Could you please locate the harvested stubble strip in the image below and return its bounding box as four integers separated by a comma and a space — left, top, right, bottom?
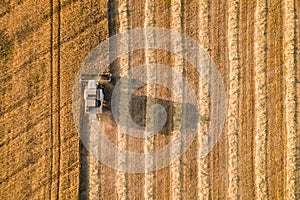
283, 0, 298, 199
254, 0, 268, 199
88, 116, 101, 200
88, 149, 100, 199
197, 0, 210, 199
170, 0, 184, 199
116, 0, 130, 199
227, 0, 240, 199
144, 0, 156, 199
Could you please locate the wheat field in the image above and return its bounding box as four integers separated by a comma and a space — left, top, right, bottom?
0, 0, 299, 199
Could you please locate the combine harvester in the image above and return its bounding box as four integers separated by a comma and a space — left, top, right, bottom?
80, 73, 112, 114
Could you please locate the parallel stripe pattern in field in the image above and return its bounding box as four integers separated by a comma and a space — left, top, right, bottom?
1, 0, 300, 199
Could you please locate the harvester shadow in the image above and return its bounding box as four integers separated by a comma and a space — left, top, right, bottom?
128, 93, 199, 135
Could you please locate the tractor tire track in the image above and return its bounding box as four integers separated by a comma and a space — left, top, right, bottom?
49, 0, 54, 198
49, 0, 62, 198
227, 0, 240, 199
56, 0, 61, 198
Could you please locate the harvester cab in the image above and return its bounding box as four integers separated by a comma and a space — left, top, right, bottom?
80, 73, 112, 114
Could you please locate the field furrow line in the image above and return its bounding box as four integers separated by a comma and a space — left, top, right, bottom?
49, 0, 62, 198
253, 0, 268, 199
116, 0, 130, 199
56, 0, 61, 198
283, 0, 298, 199
170, 0, 184, 199
144, 0, 156, 199
227, 0, 240, 199
49, 0, 54, 198
197, 0, 211, 199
